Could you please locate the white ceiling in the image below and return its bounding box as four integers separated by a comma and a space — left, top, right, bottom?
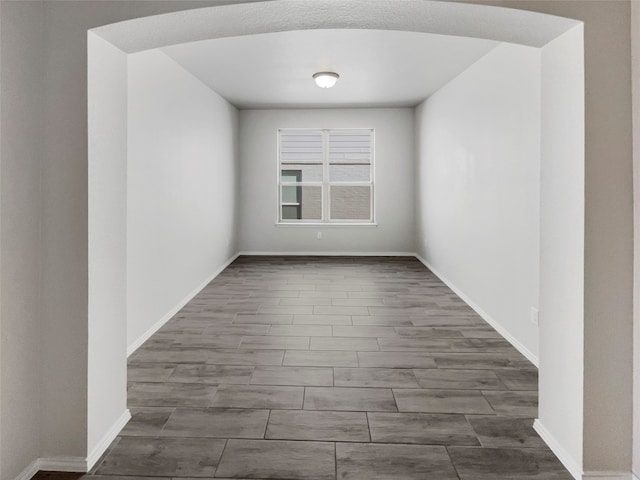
161, 29, 499, 109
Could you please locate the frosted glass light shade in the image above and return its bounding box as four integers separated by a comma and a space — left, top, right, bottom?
313, 72, 339, 88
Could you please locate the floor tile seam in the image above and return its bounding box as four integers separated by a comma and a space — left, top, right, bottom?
476, 413, 538, 419
152, 407, 178, 436
191, 437, 505, 448
248, 382, 333, 388
303, 385, 308, 410
365, 411, 372, 442
502, 388, 539, 393
477, 389, 499, 415
389, 388, 400, 412
135, 365, 257, 375
128, 380, 221, 387
306, 385, 398, 391
388, 386, 509, 392
462, 413, 484, 448
263, 409, 272, 439
225, 436, 388, 446
408, 384, 511, 392
147, 406, 278, 412
444, 444, 464, 480
251, 437, 479, 446
392, 387, 504, 394
335, 440, 474, 449
300, 406, 396, 413
480, 387, 538, 395
447, 445, 568, 452
121, 433, 377, 443
212, 438, 230, 479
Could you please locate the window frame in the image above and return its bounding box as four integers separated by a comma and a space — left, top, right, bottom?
280, 169, 303, 220
277, 128, 375, 225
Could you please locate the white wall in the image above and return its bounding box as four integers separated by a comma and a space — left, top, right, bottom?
87, 32, 129, 466
127, 50, 239, 351
536, 25, 585, 476
0, 1, 634, 478
415, 43, 541, 363
238, 108, 415, 254
39, 1, 234, 468
0, 2, 44, 478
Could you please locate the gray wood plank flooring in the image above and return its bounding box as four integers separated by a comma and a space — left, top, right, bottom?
72, 256, 571, 479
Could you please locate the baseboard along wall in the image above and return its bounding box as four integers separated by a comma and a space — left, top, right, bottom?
14, 456, 87, 480
533, 419, 583, 479
127, 253, 240, 357
414, 254, 539, 367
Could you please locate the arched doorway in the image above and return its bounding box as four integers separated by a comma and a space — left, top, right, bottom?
86, 2, 606, 477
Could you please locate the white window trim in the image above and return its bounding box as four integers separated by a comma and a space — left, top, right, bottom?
277, 128, 375, 225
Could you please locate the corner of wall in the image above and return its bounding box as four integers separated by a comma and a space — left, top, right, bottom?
85, 409, 131, 471
87, 29, 129, 463
533, 419, 582, 479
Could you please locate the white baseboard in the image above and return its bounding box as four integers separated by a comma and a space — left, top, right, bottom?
86, 408, 131, 470
13, 409, 132, 480
13, 460, 40, 480
414, 254, 539, 367
37, 456, 87, 472
127, 253, 240, 356
13, 456, 87, 480
533, 419, 583, 479
238, 251, 415, 257
583, 473, 637, 479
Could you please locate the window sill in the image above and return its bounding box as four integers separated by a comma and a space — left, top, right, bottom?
275, 222, 378, 227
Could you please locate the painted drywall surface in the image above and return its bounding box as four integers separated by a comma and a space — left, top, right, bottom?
0, 0, 633, 476
39, 0, 242, 462
489, 2, 633, 475
87, 32, 129, 461
127, 50, 238, 350
632, 0, 640, 476
0, 2, 44, 478
578, 1, 632, 472
538, 25, 585, 474
238, 108, 415, 254
94, 0, 579, 54
415, 43, 541, 360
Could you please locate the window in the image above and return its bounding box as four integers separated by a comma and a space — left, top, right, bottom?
278, 128, 374, 224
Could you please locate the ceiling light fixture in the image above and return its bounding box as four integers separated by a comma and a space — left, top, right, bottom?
313, 72, 339, 89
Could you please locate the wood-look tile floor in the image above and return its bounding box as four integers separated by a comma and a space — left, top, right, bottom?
41, 256, 572, 480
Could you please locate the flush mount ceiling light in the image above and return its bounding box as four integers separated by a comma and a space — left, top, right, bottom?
313, 72, 339, 89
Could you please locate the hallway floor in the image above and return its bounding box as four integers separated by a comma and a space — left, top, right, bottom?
79, 256, 570, 479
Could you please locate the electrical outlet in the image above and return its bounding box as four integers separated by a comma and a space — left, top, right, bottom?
317, 231, 322, 240
530, 307, 539, 326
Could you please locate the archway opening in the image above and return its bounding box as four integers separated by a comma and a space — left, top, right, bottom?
87, 1, 585, 476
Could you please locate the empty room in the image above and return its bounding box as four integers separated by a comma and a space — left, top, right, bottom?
1, 1, 637, 480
